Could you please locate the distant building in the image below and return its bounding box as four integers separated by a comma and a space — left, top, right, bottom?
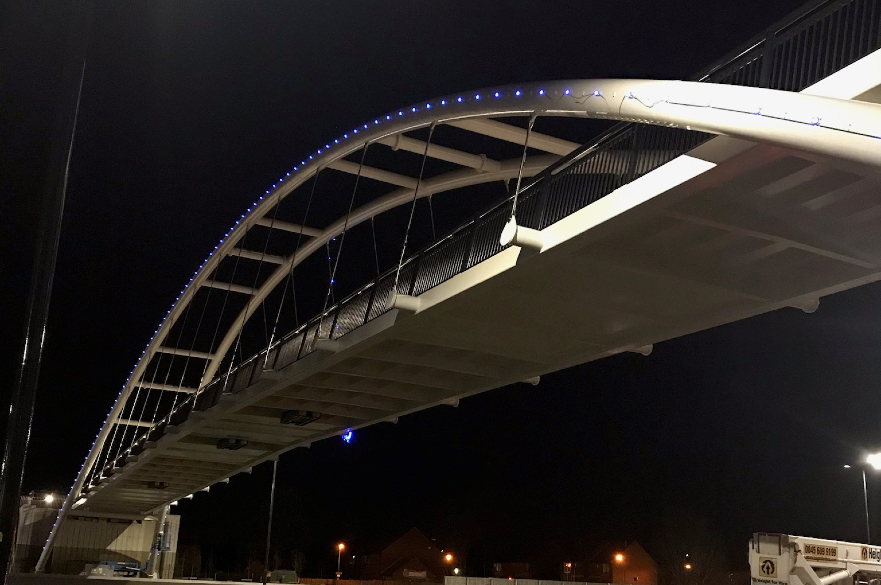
13, 491, 179, 577
562, 542, 657, 585
492, 562, 531, 579
359, 528, 452, 582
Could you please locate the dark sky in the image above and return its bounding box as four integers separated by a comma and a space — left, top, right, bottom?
3, 0, 880, 578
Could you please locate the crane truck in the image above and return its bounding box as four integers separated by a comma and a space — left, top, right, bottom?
751, 533, 881, 585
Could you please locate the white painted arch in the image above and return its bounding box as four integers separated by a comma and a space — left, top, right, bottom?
73, 78, 881, 514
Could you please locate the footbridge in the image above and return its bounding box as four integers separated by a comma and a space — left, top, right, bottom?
36, 0, 881, 572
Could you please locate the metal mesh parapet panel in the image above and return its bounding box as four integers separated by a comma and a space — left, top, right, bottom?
249, 357, 264, 385
264, 344, 281, 371
332, 289, 372, 339
231, 359, 257, 394
195, 378, 224, 411
707, 51, 766, 87
411, 230, 471, 296
698, 0, 881, 91
510, 183, 544, 230
467, 202, 514, 269
318, 312, 334, 340
396, 260, 417, 295
274, 331, 304, 370
300, 322, 320, 357
367, 272, 397, 321
537, 128, 634, 229
769, 0, 881, 91
631, 126, 713, 178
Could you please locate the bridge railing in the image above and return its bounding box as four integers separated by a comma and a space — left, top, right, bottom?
105, 0, 881, 476
695, 0, 881, 90
120, 121, 710, 461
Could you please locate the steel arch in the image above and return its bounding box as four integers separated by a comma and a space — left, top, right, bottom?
68, 78, 881, 523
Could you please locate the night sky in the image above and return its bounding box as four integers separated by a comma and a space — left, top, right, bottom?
3, 0, 880, 579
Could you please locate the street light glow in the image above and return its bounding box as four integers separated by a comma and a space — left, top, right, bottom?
614, 553, 624, 563
868, 453, 881, 470
44, 494, 54, 504
685, 564, 693, 570
445, 553, 454, 562
338, 543, 345, 551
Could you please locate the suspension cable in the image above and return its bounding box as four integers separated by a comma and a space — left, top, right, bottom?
324, 242, 335, 306
510, 113, 538, 221
97, 298, 193, 477
321, 144, 369, 319
112, 297, 193, 468
224, 190, 286, 386
265, 170, 321, 365
370, 217, 380, 277
393, 123, 436, 292
427, 196, 437, 241
200, 227, 249, 395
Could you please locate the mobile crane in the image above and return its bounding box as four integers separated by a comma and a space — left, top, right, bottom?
751, 533, 881, 585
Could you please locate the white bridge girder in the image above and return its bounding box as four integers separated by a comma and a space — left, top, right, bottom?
41, 47, 881, 572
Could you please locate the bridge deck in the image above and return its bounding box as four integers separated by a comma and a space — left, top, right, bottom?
79, 50, 881, 515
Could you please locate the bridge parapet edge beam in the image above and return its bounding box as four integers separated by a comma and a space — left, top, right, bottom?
500, 218, 544, 255
387, 291, 422, 315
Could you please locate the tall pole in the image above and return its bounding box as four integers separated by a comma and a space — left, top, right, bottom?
0, 3, 92, 577
263, 460, 278, 585
864, 468, 871, 544
146, 505, 170, 578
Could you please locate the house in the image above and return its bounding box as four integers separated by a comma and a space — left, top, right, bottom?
563, 541, 657, 585
359, 528, 452, 582
492, 562, 531, 579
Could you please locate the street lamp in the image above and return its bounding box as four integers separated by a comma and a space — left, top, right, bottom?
337, 543, 345, 576
44, 494, 54, 504
614, 554, 625, 564
445, 553, 454, 563
844, 452, 881, 543
684, 564, 693, 571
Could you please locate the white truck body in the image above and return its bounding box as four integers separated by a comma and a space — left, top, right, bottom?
751, 533, 881, 585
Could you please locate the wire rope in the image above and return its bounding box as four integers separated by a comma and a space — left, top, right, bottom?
510, 113, 538, 221
393, 123, 436, 293
264, 170, 321, 366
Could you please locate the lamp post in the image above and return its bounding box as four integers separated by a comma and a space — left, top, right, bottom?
844, 452, 881, 543
614, 553, 625, 583
337, 543, 345, 577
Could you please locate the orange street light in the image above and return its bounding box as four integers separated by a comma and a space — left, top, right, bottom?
684, 563, 693, 570
445, 553, 454, 563
614, 554, 625, 564
337, 543, 346, 575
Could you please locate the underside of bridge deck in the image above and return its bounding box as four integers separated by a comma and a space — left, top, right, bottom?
81, 103, 881, 516
65, 32, 881, 520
